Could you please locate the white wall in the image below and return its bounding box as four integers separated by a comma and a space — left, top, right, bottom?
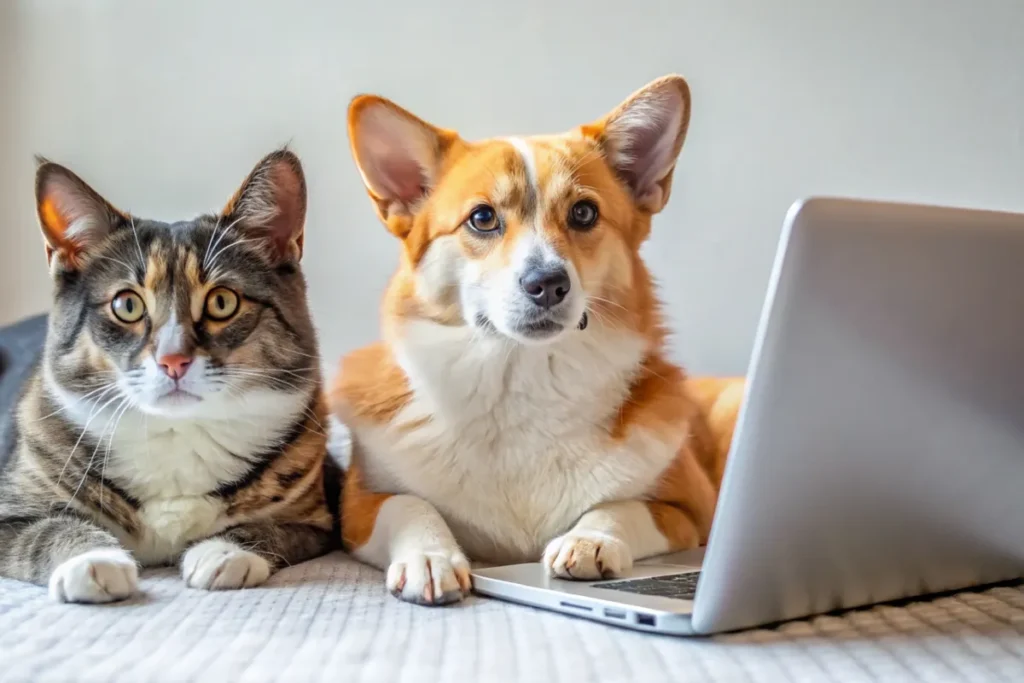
2, 0, 1022, 375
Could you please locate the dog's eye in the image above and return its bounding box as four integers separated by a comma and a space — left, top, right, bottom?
205, 287, 240, 321
467, 205, 500, 233
111, 290, 146, 324
568, 200, 599, 230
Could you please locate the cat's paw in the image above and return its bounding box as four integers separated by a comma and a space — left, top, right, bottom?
49, 548, 139, 604
182, 539, 270, 590
386, 549, 472, 606
543, 532, 632, 580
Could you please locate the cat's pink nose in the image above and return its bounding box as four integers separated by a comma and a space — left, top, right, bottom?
158, 354, 192, 380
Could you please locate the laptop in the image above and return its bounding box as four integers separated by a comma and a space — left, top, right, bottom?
472, 196, 1024, 636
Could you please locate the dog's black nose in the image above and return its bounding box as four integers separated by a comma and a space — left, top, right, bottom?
520, 267, 571, 308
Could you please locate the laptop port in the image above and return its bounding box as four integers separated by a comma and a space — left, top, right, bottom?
636, 613, 656, 627
559, 601, 592, 612
604, 609, 626, 620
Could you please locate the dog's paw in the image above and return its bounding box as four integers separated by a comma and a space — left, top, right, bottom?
386, 549, 472, 606
182, 539, 270, 590
543, 532, 632, 580
49, 548, 139, 604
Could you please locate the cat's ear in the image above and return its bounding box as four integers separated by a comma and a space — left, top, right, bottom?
35, 159, 124, 268
347, 95, 459, 234
580, 75, 691, 214
221, 149, 307, 263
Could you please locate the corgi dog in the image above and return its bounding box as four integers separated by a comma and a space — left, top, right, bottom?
331, 75, 744, 606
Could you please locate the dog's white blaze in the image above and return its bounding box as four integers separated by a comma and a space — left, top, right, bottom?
502, 137, 572, 271
505, 137, 539, 205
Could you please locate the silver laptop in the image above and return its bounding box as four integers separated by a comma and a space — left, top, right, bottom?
472, 196, 1024, 636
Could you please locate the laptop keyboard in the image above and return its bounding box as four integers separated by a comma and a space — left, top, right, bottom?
599, 571, 701, 600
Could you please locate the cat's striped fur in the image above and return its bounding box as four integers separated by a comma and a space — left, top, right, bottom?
0, 150, 339, 603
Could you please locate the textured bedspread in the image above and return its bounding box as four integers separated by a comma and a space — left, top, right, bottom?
2, 553, 1024, 682
3, 316, 1023, 681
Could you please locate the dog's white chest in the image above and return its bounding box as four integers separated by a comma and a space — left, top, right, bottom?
357, 323, 676, 564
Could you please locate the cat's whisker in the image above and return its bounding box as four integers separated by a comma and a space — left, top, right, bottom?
213, 378, 327, 435
94, 254, 138, 276
55, 391, 125, 488
62, 370, 120, 394
290, 407, 328, 435
99, 398, 133, 515
221, 376, 326, 424
217, 369, 309, 394
283, 349, 322, 362
128, 214, 146, 271
206, 237, 261, 274
74, 369, 120, 378
202, 215, 223, 268
203, 216, 244, 270
63, 395, 129, 515
272, 367, 319, 379
78, 382, 120, 399
35, 383, 118, 422
212, 364, 320, 376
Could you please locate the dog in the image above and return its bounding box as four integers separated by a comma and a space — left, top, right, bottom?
330, 75, 744, 605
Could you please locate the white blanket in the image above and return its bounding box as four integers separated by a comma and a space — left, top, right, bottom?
2, 553, 1023, 682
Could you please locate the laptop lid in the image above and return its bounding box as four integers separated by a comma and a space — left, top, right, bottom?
692, 197, 1024, 634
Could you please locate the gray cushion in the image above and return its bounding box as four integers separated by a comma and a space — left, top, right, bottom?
0, 314, 47, 461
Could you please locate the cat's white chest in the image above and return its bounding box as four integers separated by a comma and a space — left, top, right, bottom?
56, 387, 308, 565
103, 419, 254, 564
108, 419, 257, 499
46, 368, 307, 565
132, 496, 225, 564
357, 322, 676, 563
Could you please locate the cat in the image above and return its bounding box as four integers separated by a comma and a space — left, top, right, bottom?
0, 149, 339, 603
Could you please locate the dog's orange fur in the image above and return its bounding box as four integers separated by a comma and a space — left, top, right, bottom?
331, 75, 746, 601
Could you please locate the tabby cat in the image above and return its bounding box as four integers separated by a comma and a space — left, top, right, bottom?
0, 150, 337, 603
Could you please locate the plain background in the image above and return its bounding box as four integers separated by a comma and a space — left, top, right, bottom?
1, 0, 1022, 375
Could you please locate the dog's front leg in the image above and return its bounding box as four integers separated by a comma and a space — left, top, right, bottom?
543, 500, 704, 580
343, 472, 471, 605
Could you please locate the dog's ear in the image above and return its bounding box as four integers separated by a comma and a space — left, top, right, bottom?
220, 148, 307, 263
347, 95, 460, 237
35, 158, 126, 270
581, 75, 691, 214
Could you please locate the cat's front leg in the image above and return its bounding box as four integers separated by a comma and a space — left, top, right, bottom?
181, 522, 332, 591
0, 515, 139, 603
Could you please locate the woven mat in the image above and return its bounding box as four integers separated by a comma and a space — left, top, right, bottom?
2, 552, 1024, 682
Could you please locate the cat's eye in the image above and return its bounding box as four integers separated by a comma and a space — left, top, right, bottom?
467, 205, 500, 234
205, 287, 240, 321
111, 290, 146, 323
568, 200, 599, 230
